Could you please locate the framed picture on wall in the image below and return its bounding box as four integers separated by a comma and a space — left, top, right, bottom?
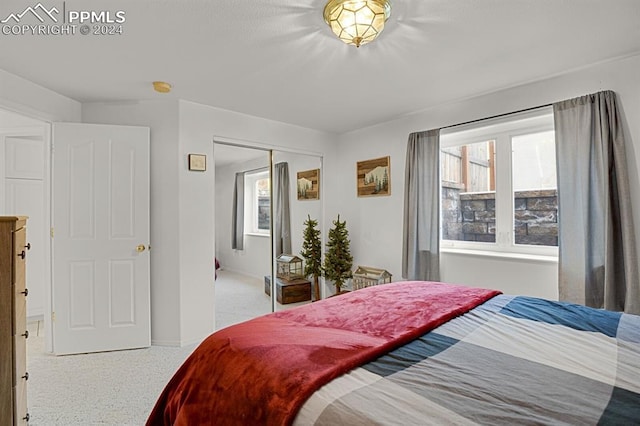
357, 156, 390, 197
297, 168, 320, 200
188, 154, 207, 171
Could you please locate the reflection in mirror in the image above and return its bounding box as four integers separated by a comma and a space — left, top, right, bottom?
213, 143, 272, 330
271, 150, 323, 312
213, 143, 323, 327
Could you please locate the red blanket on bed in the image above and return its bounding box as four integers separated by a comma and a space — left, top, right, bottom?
146, 281, 500, 426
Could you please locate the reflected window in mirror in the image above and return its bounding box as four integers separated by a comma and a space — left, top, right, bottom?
245, 169, 270, 235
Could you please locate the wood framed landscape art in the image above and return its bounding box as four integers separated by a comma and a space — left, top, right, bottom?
357, 156, 390, 197
188, 154, 207, 171
297, 168, 320, 200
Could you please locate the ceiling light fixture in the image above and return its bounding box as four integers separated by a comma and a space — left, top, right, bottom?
323, 0, 391, 48
153, 81, 172, 93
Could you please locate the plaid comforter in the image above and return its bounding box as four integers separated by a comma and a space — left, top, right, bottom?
294, 295, 640, 425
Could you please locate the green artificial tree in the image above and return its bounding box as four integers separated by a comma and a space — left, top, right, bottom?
300, 215, 322, 301
323, 215, 353, 294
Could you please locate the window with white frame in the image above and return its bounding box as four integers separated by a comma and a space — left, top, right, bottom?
244, 170, 270, 235
440, 109, 558, 256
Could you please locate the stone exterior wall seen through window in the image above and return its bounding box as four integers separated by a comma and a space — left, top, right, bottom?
442, 183, 557, 246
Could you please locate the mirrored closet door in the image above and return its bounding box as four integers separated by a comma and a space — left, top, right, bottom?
213, 142, 323, 327
213, 143, 272, 329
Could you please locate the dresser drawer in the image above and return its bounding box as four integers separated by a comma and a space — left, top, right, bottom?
13, 329, 27, 384
14, 381, 28, 425
13, 285, 26, 338
13, 227, 26, 291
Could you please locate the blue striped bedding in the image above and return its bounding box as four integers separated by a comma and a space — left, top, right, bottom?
294, 295, 640, 425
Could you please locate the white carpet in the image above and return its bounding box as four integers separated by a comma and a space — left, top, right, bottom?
26, 269, 301, 425
27, 335, 197, 425
214, 269, 272, 329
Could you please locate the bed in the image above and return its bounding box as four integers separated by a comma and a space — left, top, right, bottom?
146, 281, 640, 425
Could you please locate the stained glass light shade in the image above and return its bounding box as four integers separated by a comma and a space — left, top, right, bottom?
323, 0, 391, 48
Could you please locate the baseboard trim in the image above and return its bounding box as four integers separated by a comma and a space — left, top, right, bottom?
151, 339, 182, 347
151, 337, 204, 347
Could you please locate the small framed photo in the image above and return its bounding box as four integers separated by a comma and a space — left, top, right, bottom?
188, 154, 207, 171
357, 156, 390, 197
297, 168, 320, 200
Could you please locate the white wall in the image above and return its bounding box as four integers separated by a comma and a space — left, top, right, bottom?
329, 54, 640, 299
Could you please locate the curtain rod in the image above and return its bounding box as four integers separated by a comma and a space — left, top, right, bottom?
440, 103, 553, 131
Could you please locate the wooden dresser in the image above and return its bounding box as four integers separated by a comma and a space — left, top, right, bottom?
0, 217, 29, 425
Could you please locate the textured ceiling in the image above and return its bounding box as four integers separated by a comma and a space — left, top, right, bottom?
1, 0, 640, 134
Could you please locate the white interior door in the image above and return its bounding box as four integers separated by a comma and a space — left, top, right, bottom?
52, 123, 150, 355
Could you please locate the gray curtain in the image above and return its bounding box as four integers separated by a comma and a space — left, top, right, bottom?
554, 90, 639, 314
273, 162, 291, 256
402, 129, 441, 281
231, 172, 245, 250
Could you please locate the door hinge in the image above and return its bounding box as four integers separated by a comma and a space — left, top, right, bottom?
50, 227, 54, 238
52, 312, 56, 322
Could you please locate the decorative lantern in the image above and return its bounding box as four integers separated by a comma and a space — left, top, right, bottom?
352, 266, 392, 290
276, 254, 304, 282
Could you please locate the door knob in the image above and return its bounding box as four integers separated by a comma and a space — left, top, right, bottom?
136, 244, 146, 253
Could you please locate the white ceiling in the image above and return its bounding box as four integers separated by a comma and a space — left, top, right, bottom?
1, 0, 640, 135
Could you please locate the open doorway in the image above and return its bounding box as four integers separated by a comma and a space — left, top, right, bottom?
0, 108, 50, 329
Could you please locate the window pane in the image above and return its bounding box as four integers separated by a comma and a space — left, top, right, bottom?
256, 177, 270, 197
257, 196, 270, 230
512, 131, 558, 246
256, 177, 270, 231
441, 140, 496, 243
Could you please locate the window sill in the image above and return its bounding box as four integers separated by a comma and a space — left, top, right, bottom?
440, 247, 558, 264
245, 232, 270, 238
